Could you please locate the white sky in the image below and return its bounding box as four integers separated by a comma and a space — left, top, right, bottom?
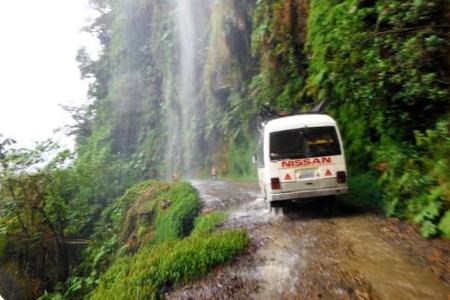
0, 1, 99, 149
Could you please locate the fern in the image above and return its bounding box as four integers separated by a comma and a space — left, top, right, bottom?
438, 210, 450, 238
420, 221, 438, 238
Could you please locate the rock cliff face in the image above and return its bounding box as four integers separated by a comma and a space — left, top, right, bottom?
163, 0, 257, 177
80, 0, 258, 179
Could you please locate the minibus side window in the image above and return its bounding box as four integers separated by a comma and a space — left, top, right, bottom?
270, 126, 341, 160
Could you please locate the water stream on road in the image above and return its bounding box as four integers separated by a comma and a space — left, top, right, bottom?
188, 180, 450, 299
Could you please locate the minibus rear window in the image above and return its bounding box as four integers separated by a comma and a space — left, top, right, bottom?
270, 126, 341, 160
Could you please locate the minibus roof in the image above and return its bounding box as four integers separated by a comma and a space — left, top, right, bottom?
264, 113, 337, 132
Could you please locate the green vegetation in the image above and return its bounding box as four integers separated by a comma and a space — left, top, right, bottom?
191, 211, 227, 236
378, 120, 450, 237
154, 183, 201, 243
251, 0, 309, 111
0, 140, 82, 291
90, 229, 248, 300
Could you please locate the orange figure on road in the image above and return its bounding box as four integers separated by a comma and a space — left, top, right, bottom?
172, 172, 179, 181
211, 167, 217, 180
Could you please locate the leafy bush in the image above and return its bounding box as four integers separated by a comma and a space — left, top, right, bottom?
79, 181, 170, 273
438, 210, 450, 238
378, 120, 450, 237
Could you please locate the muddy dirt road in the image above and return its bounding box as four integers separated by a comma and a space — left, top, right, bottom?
167, 180, 450, 300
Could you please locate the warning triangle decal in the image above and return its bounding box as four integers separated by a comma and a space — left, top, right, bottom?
325, 169, 332, 176
285, 173, 292, 180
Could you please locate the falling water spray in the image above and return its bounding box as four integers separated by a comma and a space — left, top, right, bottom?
166, 0, 200, 179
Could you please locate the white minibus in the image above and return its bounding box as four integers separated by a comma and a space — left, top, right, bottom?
254, 113, 348, 210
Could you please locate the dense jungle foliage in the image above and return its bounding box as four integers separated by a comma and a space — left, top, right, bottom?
0, 0, 449, 298
303, 0, 450, 238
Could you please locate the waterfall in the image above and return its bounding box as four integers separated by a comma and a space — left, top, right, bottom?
166, 0, 199, 179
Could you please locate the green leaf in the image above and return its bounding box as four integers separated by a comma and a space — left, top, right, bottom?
438, 210, 450, 238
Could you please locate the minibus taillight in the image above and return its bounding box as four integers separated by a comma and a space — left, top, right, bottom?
271, 177, 281, 190
337, 171, 346, 183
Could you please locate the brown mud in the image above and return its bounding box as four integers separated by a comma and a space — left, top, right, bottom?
167, 180, 450, 300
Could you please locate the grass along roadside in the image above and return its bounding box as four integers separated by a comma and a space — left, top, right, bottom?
90, 228, 249, 299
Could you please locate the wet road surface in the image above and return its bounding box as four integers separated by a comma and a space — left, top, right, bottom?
167, 179, 450, 300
